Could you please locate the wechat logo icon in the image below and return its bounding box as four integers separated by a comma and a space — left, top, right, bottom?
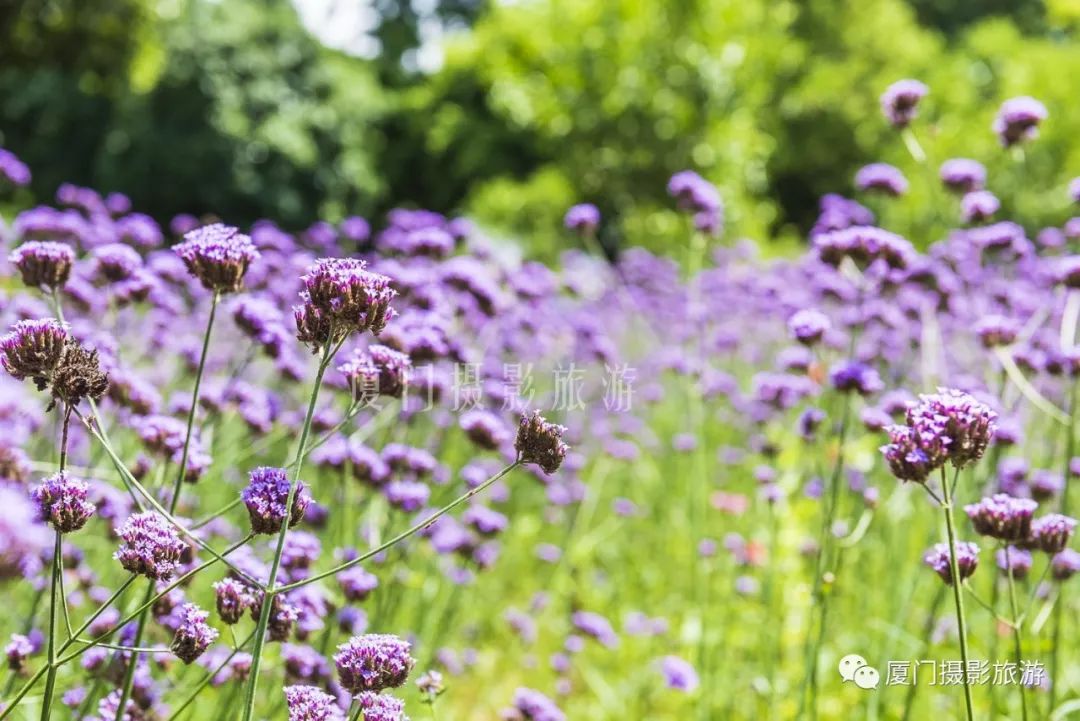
838, 654, 880, 690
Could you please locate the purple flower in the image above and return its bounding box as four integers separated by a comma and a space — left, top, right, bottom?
31, 472, 95, 533
174, 223, 259, 293
659, 655, 699, 692
6, 634, 33, 671
460, 409, 512, 451
1029, 470, 1064, 502
855, 163, 908, 196
0, 148, 32, 187
965, 495, 1038, 543
961, 191, 1000, 224
1052, 549, 1080, 581
284, 684, 344, 721
114, 511, 187, 580
170, 603, 219, 664
1029, 514, 1077, 554
787, 309, 830, 346
506, 688, 565, 721
940, 159, 986, 193
829, 361, 883, 396
295, 258, 397, 351
92, 243, 142, 282
338, 566, 379, 603
813, 226, 915, 270
924, 541, 979, 585
908, 389, 998, 469
213, 578, 253, 624
462, 504, 509, 536
334, 634, 415, 693
354, 692, 408, 721
995, 546, 1032, 579
241, 467, 311, 535
337, 345, 411, 404
993, 96, 1047, 146
0, 318, 68, 380
564, 204, 600, 234
974, 315, 1018, 349
667, 171, 723, 235
340, 216, 371, 243
881, 424, 949, 484
880, 79, 928, 128
515, 411, 569, 474
571, 611, 619, 648
8, 241, 75, 291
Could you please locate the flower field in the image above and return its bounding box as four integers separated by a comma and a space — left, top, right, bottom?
1, 82, 1080, 721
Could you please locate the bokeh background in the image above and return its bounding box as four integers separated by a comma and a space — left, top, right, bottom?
4, 0, 1080, 260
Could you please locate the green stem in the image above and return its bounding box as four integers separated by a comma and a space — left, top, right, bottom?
169, 290, 220, 513
167, 630, 255, 721
1005, 546, 1028, 721
240, 341, 334, 721
39, 533, 61, 721
1050, 376, 1078, 711
111, 581, 156, 721
941, 466, 976, 721
900, 584, 946, 721
798, 393, 851, 721
276, 461, 519, 595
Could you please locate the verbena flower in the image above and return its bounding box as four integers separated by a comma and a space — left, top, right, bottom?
338, 566, 379, 603
47, 338, 110, 411
993, 96, 1048, 147
460, 409, 512, 450
8, 241, 75, 291
924, 541, 979, 585
659, 655, 699, 692
880, 79, 928, 128
940, 158, 986, 193
0, 148, 31, 187
114, 511, 187, 580
571, 611, 619, 648
354, 692, 408, 721
563, 203, 600, 234
5, 634, 33, 672
787, 309, 830, 346
514, 411, 569, 474
855, 163, 908, 196
241, 467, 312, 535
295, 258, 397, 352
334, 634, 415, 694
338, 344, 411, 405
1029, 514, 1077, 554
829, 361, 883, 396
961, 190, 1000, 224
0, 319, 68, 381
213, 578, 253, 624
995, 546, 1032, 579
974, 315, 1018, 349
284, 684, 344, 721
813, 226, 915, 270
505, 688, 565, 721
965, 494, 1038, 543
170, 603, 219, 664
1051, 549, 1080, 581
174, 223, 259, 293
31, 472, 95, 533
415, 669, 445, 699
907, 389, 998, 470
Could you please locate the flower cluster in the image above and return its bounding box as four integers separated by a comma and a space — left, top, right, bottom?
295, 258, 397, 351
924, 541, 980, 585
174, 223, 260, 293
170, 603, 219, 664
114, 512, 187, 581
31, 472, 95, 533
334, 634, 415, 694
338, 344, 411, 405
8, 241, 75, 290
514, 411, 569, 474
241, 466, 312, 535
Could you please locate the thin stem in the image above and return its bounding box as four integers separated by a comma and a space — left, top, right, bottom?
1005, 545, 1028, 721
39, 532, 61, 721
941, 465, 976, 721
277, 461, 520, 595
0, 577, 136, 721
111, 581, 155, 721
798, 393, 852, 721
1050, 375, 1078, 710
170, 290, 220, 514
167, 631, 255, 721
900, 585, 946, 721
240, 341, 334, 721
58, 405, 72, 472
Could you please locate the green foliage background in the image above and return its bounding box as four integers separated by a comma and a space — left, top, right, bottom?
3, 0, 1080, 256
